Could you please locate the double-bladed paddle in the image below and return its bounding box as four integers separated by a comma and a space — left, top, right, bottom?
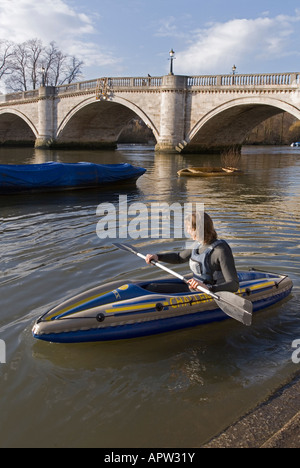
113, 242, 253, 326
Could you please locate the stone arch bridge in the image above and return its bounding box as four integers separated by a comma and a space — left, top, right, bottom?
0, 72, 300, 153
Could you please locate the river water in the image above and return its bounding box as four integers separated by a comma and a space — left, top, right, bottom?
0, 145, 300, 448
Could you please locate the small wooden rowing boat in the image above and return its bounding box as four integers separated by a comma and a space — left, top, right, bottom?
177, 167, 242, 177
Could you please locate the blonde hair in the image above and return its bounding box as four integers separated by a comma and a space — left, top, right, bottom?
186, 212, 218, 245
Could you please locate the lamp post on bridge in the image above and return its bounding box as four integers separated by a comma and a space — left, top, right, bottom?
232, 64, 237, 84
41, 67, 46, 87
169, 49, 175, 75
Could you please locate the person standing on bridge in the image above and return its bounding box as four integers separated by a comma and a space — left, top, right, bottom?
145, 212, 239, 293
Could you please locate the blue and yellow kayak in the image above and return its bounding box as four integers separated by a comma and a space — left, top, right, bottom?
32, 270, 293, 343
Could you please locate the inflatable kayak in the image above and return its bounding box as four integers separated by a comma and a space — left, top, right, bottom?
32, 270, 293, 343
0, 162, 146, 194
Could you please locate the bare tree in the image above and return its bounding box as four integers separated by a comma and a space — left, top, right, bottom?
62, 56, 84, 85
0, 40, 15, 81
27, 39, 44, 89
6, 42, 30, 91
3, 39, 84, 92
42, 42, 67, 86
43, 43, 83, 86
41, 41, 58, 85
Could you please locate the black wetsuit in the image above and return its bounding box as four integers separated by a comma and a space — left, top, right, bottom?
157, 241, 239, 293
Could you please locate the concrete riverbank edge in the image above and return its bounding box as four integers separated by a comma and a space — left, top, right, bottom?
203, 371, 300, 448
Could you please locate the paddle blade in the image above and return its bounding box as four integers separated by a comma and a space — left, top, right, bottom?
216, 291, 253, 326
113, 242, 139, 255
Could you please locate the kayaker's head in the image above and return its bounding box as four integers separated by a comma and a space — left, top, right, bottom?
185, 212, 218, 245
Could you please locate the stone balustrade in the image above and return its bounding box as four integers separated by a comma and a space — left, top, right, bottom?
1, 72, 299, 103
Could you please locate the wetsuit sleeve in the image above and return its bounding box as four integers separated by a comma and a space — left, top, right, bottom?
157, 249, 192, 264
211, 244, 239, 293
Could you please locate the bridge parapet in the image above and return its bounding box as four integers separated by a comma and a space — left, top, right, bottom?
1, 73, 299, 104
56, 76, 163, 95
0, 89, 39, 103
188, 72, 300, 87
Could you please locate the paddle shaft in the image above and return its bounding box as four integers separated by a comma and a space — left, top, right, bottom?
135, 251, 220, 300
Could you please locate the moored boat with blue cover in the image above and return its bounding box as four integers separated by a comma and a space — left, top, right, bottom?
0, 161, 146, 194
32, 270, 293, 343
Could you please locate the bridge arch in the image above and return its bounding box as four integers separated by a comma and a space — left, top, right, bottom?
0, 109, 37, 146
185, 96, 300, 153
56, 95, 159, 147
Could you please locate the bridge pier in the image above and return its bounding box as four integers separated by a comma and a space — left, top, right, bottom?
155, 75, 187, 153
35, 86, 56, 149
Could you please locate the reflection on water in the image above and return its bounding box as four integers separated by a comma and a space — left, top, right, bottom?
0, 145, 300, 447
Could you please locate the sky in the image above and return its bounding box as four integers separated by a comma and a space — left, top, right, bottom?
1, 0, 300, 80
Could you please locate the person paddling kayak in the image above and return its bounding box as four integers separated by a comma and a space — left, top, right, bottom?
145, 212, 239, 293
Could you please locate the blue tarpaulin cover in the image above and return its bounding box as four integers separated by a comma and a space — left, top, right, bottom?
0, 162, 146, 193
